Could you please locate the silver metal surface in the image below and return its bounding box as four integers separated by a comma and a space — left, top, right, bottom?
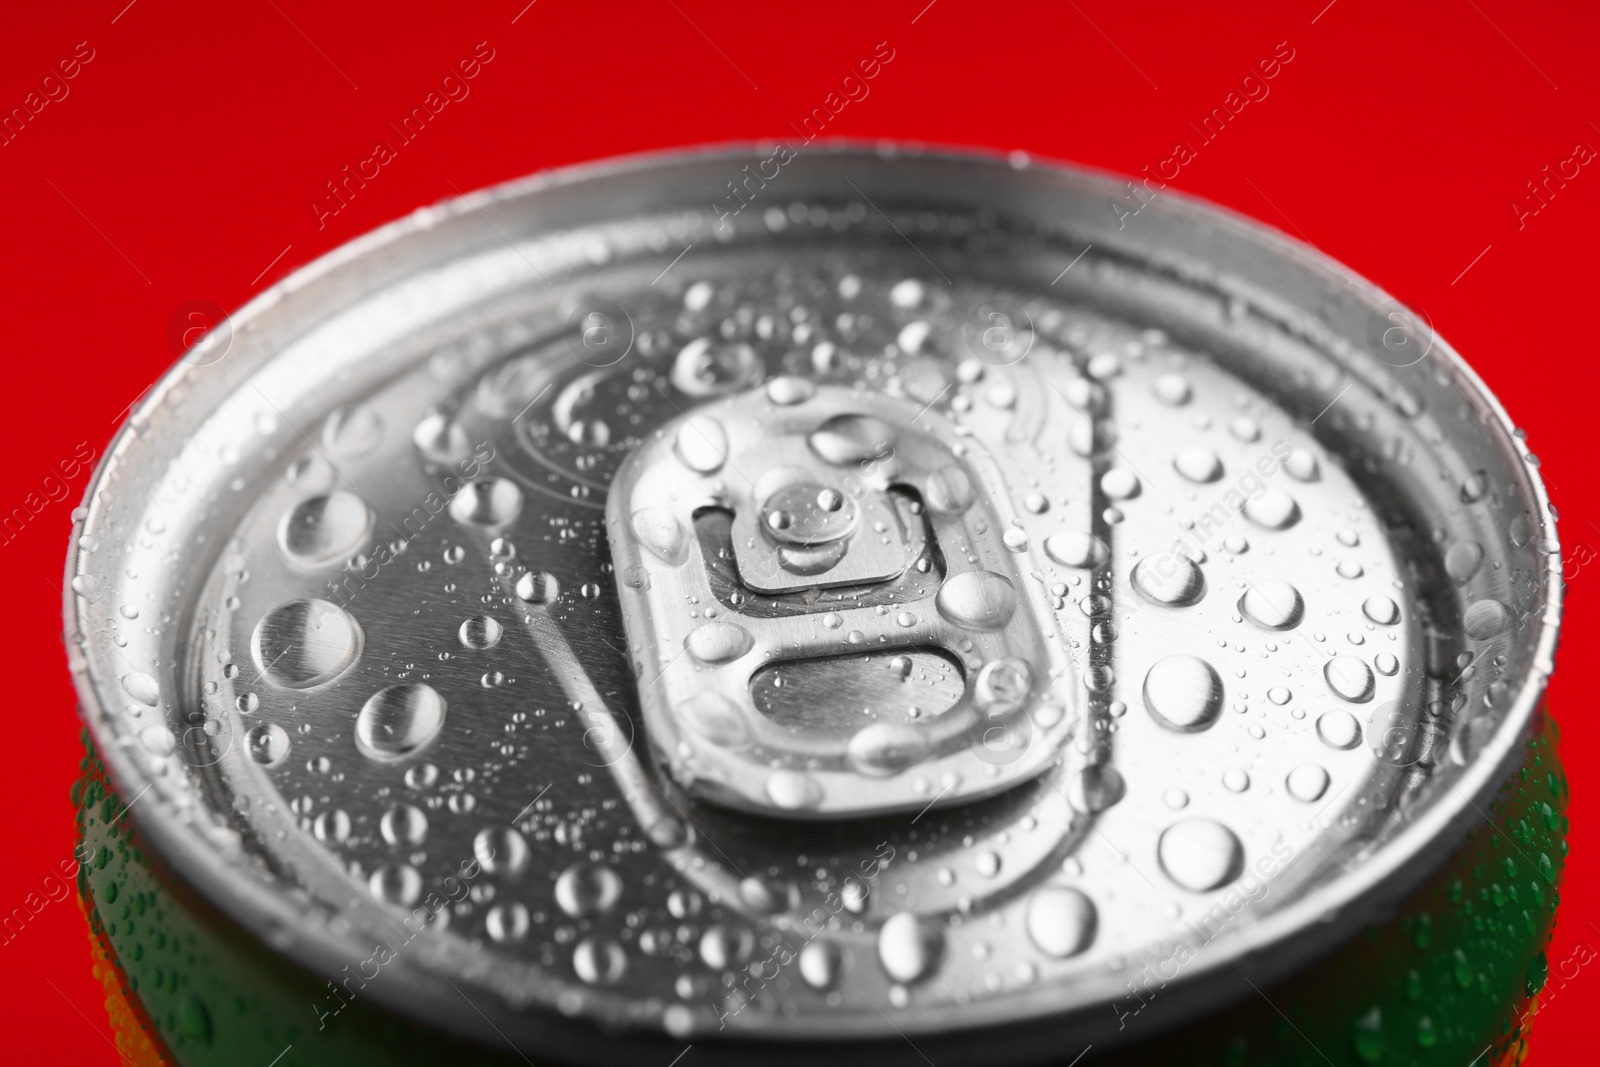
63, 145, 1561, 1065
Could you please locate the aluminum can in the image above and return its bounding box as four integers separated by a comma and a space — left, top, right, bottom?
65, 146, 1566, 1066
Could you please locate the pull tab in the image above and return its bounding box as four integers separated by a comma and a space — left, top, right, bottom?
607, 380, 1082, 819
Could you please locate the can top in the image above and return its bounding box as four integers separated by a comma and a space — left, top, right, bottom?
64, 145, 1561, 1064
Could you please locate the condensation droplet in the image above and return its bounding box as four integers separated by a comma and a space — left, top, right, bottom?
799, 940, 842, 990
1143, 655, 1223, 731
1045, 531, 1110, 569
515, 571, 561, 605
245, 723, 290, 766
475, 827, 530, 877
848, 723, 932, 777
684, 621, 754, 664
554, 863, 623, 918
1324, 656, 1375, 702
630, 508, 690, 565
1131, 555, 1206, 606
935, 571, 1018, 631
878, 912, 943, 984
1445, 541, 1484, 584
1316, 710, 1362, 750
1362, 596, 1400, 625
278, 492, 373, 567
765, 769, 823, 811
1152, 374, 1192, 406
1025, 887, 1097, 958
1173, 446, 1223, 483
486, 901, 529, 943
925, 466, 976, 515
380, 804, 429, 846
251, 599, 363, 689
1243, 490, 1300, 530
1283, 450, 1320, 481
809, 414, 897, 466
355, 684, 447, 762
1158, 819, 1243, 892
1238, 581, 1304, 630
1100, 468, 1140, 500
369, 864, 422, 906
1286, 764, 1331, 802
459, 615, 504, 650
448, 478, 524, 527
1463, 599, 1511, 639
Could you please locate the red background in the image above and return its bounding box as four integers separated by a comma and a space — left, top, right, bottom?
2, 1, 1595, 1062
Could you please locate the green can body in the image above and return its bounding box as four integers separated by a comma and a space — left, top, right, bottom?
75, 716, 1568, 1067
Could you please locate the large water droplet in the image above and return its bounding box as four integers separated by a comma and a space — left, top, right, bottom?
515, 570, 561, 605
278, 492, 373, 567
766, 376, 816, 405
449, 478, 524, 526
139, 725, 176, 757
673, 338, 760, 397
678, 692, 749, 747
245, 723, 289, 766
631, 508, 690, 565
1286, 764, 1331, 802
1044, 531, 1109, 569
554, 862, 623, 918
1324, 656, 1375, 702
251, 599, 363, 689
369, 864, 422, 906
1362, 596, 1400, 625
1131, 555, 1206, 606
1283, 450, 1320, 482
1152, 374, 1192, 405
313, 809, 351, 844
1229, 416, 1262, 443
847, 723, 932, 777
685, 621, 754, 664
738, 875, 798, 914
935, 570, 1017, 631
485, 902, 529, 943
799, 940, 842, 990
1025, 887, 1097, 958
380, 804, 428, 846
458, 615, 503, 650
699, 924, 753, 969
474, 827, 530, 877
674, 414, 729, 473
1445, 541, 1484, 584
975, 658, 1032, 712
878, 912, 943, 983
924, 466, 976, 515
1067, 765, 1126, 813
764, 769, 823, 811
1317, 710, 1362, 750
122, 670, 160, 706
1143, 656, 1223, 731
322, 405, 383, 457
412, 413, 472, 465
1100, 468, 1141, 500
1238, 581, 1304, 630
1243, 490, 1300, 530
1463, 599, 1511, 639
355, 684, 447, 762
574, 938, 627, 985
1158, 819, 1243, 891
809, 414, 896, 466
1173, 446, 1222, 483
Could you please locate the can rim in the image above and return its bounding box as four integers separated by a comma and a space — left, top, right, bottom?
63, 140, 1563, 1057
